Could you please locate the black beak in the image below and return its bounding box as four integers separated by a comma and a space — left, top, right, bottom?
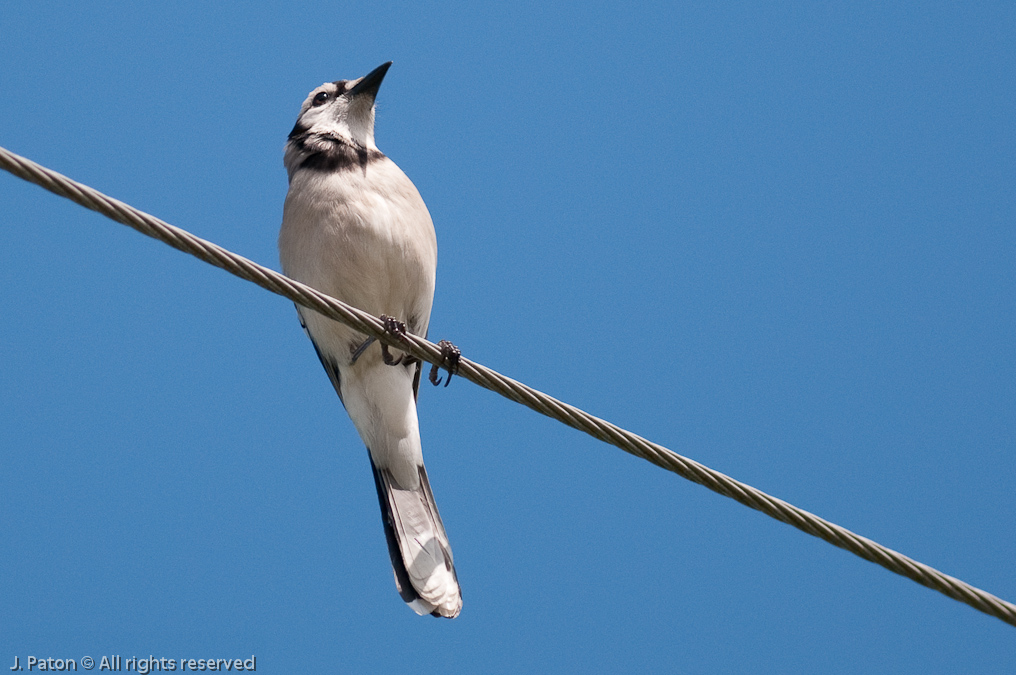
346, 62, 392, 99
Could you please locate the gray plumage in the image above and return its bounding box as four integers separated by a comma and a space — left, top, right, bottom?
279, 63, 461, 618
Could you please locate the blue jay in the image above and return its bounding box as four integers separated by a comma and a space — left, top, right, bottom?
279, 63, 461, 618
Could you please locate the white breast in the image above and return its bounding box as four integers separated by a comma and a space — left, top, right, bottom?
279, 156, 438, 358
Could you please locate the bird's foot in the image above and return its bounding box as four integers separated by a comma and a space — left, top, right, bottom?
429, 340, 461, 387
380, 315, 408, 366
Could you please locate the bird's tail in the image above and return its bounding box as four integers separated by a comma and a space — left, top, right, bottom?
370, 457, 462, 618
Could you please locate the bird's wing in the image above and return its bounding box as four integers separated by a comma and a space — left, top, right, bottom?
296, 306, 345, 405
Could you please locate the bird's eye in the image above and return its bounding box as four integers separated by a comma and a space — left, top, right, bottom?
312, 92, 330, 107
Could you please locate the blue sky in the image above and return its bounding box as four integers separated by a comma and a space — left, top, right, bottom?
2, 1, 1014, 672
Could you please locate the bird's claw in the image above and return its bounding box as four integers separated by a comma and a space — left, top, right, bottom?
429, 340, 461, 387
380, 315, 408, 366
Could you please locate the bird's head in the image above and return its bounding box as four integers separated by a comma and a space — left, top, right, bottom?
289, 62, 392, 152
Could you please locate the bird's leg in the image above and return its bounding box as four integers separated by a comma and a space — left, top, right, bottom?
349, 336, 376, 365
429, 340, 461, 387
379, 315, 408, 366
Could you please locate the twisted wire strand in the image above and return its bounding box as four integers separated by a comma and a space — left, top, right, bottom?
2, 144, 1013, 628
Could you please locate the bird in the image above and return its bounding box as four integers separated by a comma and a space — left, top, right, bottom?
278, 62, 462, 618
